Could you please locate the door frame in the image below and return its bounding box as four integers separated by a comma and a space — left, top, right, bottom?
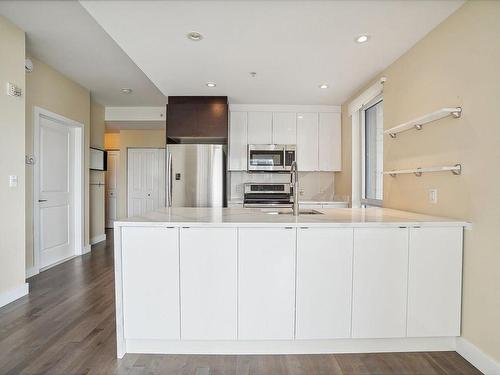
33, 106, 84, 274
105, 150, 120, 228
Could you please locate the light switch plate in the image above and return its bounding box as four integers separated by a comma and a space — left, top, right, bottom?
9, 175, 18, 187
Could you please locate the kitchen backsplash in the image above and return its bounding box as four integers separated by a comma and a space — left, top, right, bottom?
228, 171, 335, 202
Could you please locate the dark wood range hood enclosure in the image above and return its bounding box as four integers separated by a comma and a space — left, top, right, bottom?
166, 96, 228, 144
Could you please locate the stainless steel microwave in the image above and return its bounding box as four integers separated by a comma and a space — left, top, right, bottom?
247, 144, 296, 172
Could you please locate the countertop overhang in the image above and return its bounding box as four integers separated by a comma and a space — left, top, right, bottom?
114, 207, 469, 228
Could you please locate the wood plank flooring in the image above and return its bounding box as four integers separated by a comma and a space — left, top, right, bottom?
0, 230, 482, 375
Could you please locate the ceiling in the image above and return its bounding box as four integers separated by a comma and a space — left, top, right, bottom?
0, 1, 166, 106
81, 0, 463, 105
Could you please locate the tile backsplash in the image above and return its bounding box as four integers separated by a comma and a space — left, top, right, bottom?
229, 171, 335, 202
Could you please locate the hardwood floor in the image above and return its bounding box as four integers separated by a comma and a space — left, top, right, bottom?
0, 230, 481, 375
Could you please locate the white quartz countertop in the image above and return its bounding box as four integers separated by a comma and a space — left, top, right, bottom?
115, 207, 468, 228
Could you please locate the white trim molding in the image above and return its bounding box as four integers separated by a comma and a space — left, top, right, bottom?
348, 78, 385, 115
105, 107, 166, 122
0, 283, 29, 308
456, 337, 500, 375
90, 234, 107, 245
229, 104, 341, 113
83, 244, 92, 254
26, 267, 39, 279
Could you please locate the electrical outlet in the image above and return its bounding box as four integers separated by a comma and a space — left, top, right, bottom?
9, 175, 18, 188
429, 189, 438, 204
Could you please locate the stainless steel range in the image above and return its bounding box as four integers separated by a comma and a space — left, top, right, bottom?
243, 182, 292, 208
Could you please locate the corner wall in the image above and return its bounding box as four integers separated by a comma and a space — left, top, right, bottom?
0, 16, 27, 304
90, 100, 105, 244
336, 1, 500, 364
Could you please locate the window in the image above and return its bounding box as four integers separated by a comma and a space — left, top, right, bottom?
361, 97, 383, 206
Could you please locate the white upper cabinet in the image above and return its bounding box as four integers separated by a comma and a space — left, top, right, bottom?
296, 227, 353, 339
121, 226, 180, 340
272, 112, 297, 144
319, 112, 341, 171
352, 227, 409, 338
296, 113, 319, 171
407, 227, 462, 337
247, 112, 273, 144
238, 227, 296, 340
228, 112, 247, 171
228, 105, 341, 172
180, 227, 238, 340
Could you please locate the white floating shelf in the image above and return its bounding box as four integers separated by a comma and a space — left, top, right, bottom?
383, 164, 461, 177
385, 107, 462, 138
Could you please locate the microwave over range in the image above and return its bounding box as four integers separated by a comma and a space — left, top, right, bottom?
247, 144, 296, 172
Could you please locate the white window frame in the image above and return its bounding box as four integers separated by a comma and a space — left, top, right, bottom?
348, 79, 385, 208
360, 94, 383, 207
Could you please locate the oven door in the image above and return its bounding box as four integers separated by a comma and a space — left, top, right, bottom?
247, 145, 285, 171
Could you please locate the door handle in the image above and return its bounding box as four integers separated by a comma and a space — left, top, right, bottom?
38, 199, 47, 202
168, 152, 173, 207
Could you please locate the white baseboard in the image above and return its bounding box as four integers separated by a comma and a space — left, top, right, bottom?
90, 233, 106, 245
0, 283, 29, 308
124, 337, 456, 356
456, 337, 500, 375
26, 267, 39, 279
83, 244, 91, 254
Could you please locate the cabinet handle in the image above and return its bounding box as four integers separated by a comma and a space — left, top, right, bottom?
300, 227, 309, 229
166, 226, 176, 229
398, 226, 408, 229
284, 227, 294, 229
182, 226, 190, 229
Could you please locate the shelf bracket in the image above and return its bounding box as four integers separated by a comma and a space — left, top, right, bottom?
414, 169, 423, 177
414, 124, 423, 131
389, 133, 397, 138
452, 164, 462, 175
451, 107, 462, 118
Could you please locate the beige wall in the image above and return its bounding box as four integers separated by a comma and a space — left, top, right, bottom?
336, 1, 500, 362
104, 129, 166, 219
0, 16, 26, 296
25, 56, 91, 268
90, 100, 105, 242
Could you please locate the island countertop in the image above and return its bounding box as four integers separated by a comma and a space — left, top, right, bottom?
114, 207, 469, 228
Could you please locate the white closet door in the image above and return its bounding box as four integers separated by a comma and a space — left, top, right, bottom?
127, 148, 165, 217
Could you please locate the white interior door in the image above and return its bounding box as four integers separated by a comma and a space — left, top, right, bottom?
36, 113, 81, 269
127, 148, 165, 217
105, 150, 120, 228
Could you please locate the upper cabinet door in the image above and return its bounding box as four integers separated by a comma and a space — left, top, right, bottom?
318, 112, 341, 171
272, 112, 297, 144
247, 112, 273, 144
407, 227, 462, 337
352, 227, 409, 338
228, 112, 248, 171
296, 113, 319, 171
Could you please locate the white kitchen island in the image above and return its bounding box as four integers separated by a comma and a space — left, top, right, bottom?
113, 207, 467, 358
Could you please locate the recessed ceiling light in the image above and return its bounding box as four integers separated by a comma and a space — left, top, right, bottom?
318, 83, 329, 89
355, 34, 370, 44
187, 31, 203, 41
206, 82, 216, 88
297, 115, 304, 119
121, 88, 132, 94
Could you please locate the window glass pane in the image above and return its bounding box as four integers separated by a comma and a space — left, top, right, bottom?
364, 100, 383, 200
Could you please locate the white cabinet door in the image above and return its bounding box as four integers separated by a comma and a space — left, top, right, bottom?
228, 112, 247, 171
180, 227, 238, 340
238, 227, 296, 340
318, 112, 341, 171
296, 113, 319, 171
247, 112, 272, 144
122, 226, 180, 340
272, 112, 297, 144
352, 227, 408, 338
296, 228, 353, 339
407, 227, 462, 337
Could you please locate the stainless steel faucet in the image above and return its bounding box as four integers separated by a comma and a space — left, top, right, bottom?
291, 161, 299, 216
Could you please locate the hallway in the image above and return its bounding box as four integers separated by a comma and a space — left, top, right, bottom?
0, 231, 481, 375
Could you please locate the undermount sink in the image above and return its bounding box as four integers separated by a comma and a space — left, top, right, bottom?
263, 209, 324, 215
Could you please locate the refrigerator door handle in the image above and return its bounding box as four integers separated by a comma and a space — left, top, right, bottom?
168, 152, 173, 207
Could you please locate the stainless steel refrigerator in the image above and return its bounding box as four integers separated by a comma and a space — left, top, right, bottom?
166, 144, 227, 207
